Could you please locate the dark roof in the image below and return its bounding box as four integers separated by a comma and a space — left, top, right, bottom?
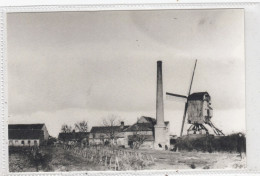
124, 123, 154, 132
125, 116, 169, 132
140, 116, 156, 125
9, 129, 44, 139
9, 124, 45, 130
90, 126, 129, 133
188, 92, 210, 101
58, 132, 89, 141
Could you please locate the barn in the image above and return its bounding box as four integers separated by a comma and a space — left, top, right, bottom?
88, 116, 170, 149
89, 122, 129, 145
8, 124, 49, 146
124, 116, 170, 149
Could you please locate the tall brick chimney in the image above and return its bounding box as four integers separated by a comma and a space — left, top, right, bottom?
156, 61, 165, 125
154, 61, 169, 150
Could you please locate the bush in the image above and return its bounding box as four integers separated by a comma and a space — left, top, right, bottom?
47, 136, 57, 146
177, 133, 246, 153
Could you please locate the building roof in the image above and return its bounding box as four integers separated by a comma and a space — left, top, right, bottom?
125, 116, 169, 132
140, 116, 156, 125
8, 124, 45, 130
188, 92, 210, 101
124, 123, 154, 132
58, 132, 89, 141
90, 126, 129, 133
9, 129, 44, 139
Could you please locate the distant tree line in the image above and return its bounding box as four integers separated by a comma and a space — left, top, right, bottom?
60, 120, 88, 133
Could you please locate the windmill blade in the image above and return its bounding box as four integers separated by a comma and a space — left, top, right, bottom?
180, 59, 197, 137
180, 102, 188, 137
187, 59, 197, 96
166, 92, 187, 103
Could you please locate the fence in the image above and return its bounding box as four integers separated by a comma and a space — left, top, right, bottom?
62, 144, 155, 170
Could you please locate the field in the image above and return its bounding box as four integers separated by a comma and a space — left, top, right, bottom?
9, 145, 246, 172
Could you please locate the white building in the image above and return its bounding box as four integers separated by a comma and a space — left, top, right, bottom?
89, 122, 129, 145
8, 124, 49, 146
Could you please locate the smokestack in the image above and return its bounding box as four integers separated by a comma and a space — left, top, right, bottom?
156, 61, 164, 126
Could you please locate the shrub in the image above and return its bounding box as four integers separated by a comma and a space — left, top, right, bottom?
177, 133, 246, 153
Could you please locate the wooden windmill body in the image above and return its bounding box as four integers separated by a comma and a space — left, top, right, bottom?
166, 60, 224, 137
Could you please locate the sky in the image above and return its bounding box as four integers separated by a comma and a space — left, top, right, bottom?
7, 9, 245, 137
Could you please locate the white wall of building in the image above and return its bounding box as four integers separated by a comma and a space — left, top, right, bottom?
9, 139, 40, 146
42, 125, 50, 140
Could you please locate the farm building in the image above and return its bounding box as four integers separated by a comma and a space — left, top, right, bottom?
58, 131, 89, 144
89, 122, 129, 145
123, 116, 156, 149
8, 123, 49, 146
89, 116, 170, 149
124, 116, 170, 149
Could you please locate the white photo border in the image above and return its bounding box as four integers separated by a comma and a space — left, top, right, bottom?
1, 2, 260, 175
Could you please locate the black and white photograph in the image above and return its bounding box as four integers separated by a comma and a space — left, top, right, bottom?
7, 9, 246, 172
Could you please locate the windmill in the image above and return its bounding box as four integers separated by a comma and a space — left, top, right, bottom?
166, 60, 224, 137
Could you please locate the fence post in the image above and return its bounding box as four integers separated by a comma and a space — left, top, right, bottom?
114, 156, 117, 171
116, 156, 120, 171
109, 157, 112, 169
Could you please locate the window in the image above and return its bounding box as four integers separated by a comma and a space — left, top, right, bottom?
34, 140, 37, 144
28, 140, 31, 144
21, 140, 24, 144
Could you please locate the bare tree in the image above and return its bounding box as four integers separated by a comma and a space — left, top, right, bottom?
132, 134, 148, 149
61, 124, 72, 133
74, 120, 88, 132
131, 125, 148, 149
102, 114, 121, 143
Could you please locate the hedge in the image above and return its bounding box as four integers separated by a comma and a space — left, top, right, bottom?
176, 133, 246, 153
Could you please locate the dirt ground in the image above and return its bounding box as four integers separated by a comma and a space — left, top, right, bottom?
9, 146, 246, 172
139, 149, 246, 170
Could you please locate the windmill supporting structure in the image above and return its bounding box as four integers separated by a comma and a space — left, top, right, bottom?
205, 120, 225, 136
187, 123, 208, 135
187, 120, 224, 136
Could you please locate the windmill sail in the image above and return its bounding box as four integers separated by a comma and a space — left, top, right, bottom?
166, 59, 198, 137
166, 92, 187, 103
180, 59, 197, 137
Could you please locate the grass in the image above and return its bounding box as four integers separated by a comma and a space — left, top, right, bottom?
9, 145, 246, 172
9, 146, 106, 172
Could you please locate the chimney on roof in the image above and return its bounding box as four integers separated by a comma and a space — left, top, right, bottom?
120, 121, 124, 129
